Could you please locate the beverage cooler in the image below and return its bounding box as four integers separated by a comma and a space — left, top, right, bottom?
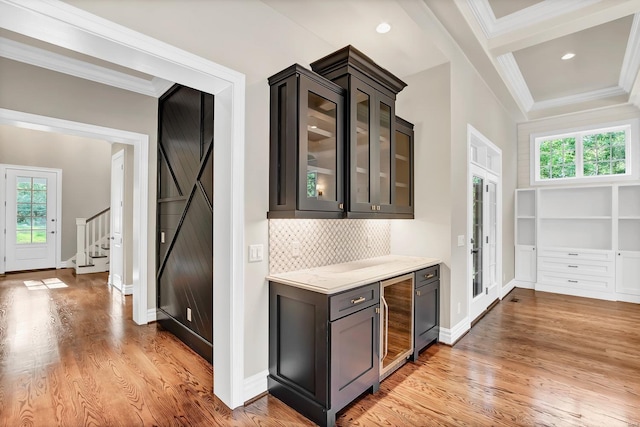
380, 273, 414, 379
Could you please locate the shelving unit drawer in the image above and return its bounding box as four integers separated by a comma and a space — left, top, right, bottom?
537, 248, 614, 262
537, 271, 614, 292
329, 283, 379, 321
538, 257, 614, 278
415, 265, 439, 288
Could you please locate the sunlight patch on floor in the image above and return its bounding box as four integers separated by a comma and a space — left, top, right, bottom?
24, 278, 68, 290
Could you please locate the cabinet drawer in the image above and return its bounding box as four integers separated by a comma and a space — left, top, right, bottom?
537, 248, 614, 262
538, 257, 614, 278
537, 271, 614, 292
329, 283, 379, 321
415, 265, 439, 288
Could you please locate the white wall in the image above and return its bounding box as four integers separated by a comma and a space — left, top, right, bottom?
449, 56, 517, 329
0, 57, 158, 308
0, 124, 112, 261
517, 105, 640, 188
392, 63, 453, 327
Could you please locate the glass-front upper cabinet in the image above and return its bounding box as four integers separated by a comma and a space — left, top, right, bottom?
346, 78, 399, 216
394, 116, 414, 216
310, 45, 412, 218
267, 64, 345, 218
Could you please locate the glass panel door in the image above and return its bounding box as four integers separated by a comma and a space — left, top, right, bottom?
395, 129, 411, 208
355, 90, 370, 205
488, 180, 498, 289
306, 91, 337, 203
472, 175, 484, 298
379, 101, 391, 206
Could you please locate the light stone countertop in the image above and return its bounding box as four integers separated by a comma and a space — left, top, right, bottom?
267, 255, 441, 294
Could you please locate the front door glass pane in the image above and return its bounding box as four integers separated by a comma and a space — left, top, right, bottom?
379, 102, 391, 205
472, 176, 483, 298
306, 91, 337, 202
16, 177, 47, 244
355, 90, 370, 204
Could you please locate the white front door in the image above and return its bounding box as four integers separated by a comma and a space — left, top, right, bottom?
110, 150, 125, 291
469, 165, 499, 322
5, 168, 58, 271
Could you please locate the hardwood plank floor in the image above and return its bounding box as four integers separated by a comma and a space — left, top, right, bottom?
1, 271, 639, 426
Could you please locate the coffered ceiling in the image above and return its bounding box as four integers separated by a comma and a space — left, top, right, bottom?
448, 0, 640, 119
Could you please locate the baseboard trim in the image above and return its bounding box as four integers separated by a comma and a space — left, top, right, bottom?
122, 284, 133, 295
615, 293, 640, 304
501, 279, 517, 299
147, 308, 157, 322
515, 280, 535, 290
244, 369, 268, 404
439, 316, 470, 346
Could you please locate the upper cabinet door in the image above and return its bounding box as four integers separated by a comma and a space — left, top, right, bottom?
267, 65, 345, 219
377, 93, 395, 214
298, 76, 344, 213
394, 116, 414, 217
349, 78, 375, 214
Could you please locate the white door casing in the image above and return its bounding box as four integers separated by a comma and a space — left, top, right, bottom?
0, 0, 246, 409
467, 125, 502, 325
110, 150, 125, 291
4, 166, 61, 272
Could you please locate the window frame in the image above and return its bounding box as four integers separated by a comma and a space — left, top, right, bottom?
530, 119, 639, 186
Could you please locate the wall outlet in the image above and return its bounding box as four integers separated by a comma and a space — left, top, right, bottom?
161, 231, 165, 244
457, 302, 461, 314
457, 235, 465, 247
186, 307, 192, 322
248, 244, 264, 262
291, 241, 300, 258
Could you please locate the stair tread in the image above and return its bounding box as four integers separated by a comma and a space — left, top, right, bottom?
88, 254, 108, 259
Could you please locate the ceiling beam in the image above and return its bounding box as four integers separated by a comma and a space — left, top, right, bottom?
488, 0, 640, 56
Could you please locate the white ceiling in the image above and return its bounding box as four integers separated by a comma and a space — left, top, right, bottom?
1, 0, 639, 122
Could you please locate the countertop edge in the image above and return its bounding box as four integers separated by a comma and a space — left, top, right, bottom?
267, 257, 441, 294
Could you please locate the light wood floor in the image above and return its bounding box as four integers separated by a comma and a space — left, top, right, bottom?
1, 270, 639, 426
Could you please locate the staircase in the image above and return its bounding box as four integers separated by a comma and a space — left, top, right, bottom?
74, 208, 110, 274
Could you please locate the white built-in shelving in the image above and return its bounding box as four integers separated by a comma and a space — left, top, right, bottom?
514, 184, 640, 303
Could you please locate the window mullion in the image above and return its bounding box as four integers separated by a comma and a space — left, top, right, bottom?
576, 134, 584, 178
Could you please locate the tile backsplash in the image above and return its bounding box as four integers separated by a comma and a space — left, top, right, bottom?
269, 219, 391, 274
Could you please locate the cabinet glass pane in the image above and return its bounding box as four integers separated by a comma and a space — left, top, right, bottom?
379, 102, 391, 205
306, 91, 337, 202
395, 130, 411, 207
355, 90, 370, 204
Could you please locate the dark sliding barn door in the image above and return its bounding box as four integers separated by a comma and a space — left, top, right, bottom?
157, 84, 214, 362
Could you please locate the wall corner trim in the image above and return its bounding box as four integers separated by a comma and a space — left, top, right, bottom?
439, 317, 470, 345
243, 369, 269, 403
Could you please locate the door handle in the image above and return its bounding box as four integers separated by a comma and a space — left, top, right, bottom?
50, 231, 55, 234
470, 249, 479, 254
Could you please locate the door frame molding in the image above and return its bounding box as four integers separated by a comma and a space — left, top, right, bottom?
109, 148, 125, 292
0, 163, 62, 272
466, 124, 503, 324
0, 0, 246, 409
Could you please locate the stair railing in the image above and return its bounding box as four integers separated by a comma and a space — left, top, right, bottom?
76, 208, 110, 266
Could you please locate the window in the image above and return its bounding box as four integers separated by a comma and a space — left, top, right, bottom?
532, 120, 637, 184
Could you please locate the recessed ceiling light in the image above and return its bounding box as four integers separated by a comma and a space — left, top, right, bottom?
376, 22, 391, 34
561, 52, 576, 60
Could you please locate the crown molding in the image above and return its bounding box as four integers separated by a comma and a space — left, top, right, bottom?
0, 36, 172, 97
467, 0, 601, 39
496, 53, 534, 112
530, 86, 627, 111
620, 13, 640, 92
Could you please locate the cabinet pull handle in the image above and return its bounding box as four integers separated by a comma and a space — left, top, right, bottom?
568, 253, 579, 256
381, 295, 389, 361
351, 297, 366, 305
339, 203, 343, 209
416, 290, 422, 296
425, 273, 435, 279
568, 280, 578, 283
371, 205, 376, 211
568, 265, 578, 268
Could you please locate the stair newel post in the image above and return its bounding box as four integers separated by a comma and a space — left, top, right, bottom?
76, 218, 87, 266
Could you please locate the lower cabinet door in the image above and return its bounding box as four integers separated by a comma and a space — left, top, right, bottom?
330, 304, 380, 412
414, 281, 439, 357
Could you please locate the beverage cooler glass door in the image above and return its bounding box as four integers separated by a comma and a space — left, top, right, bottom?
380, 273, 414, 378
